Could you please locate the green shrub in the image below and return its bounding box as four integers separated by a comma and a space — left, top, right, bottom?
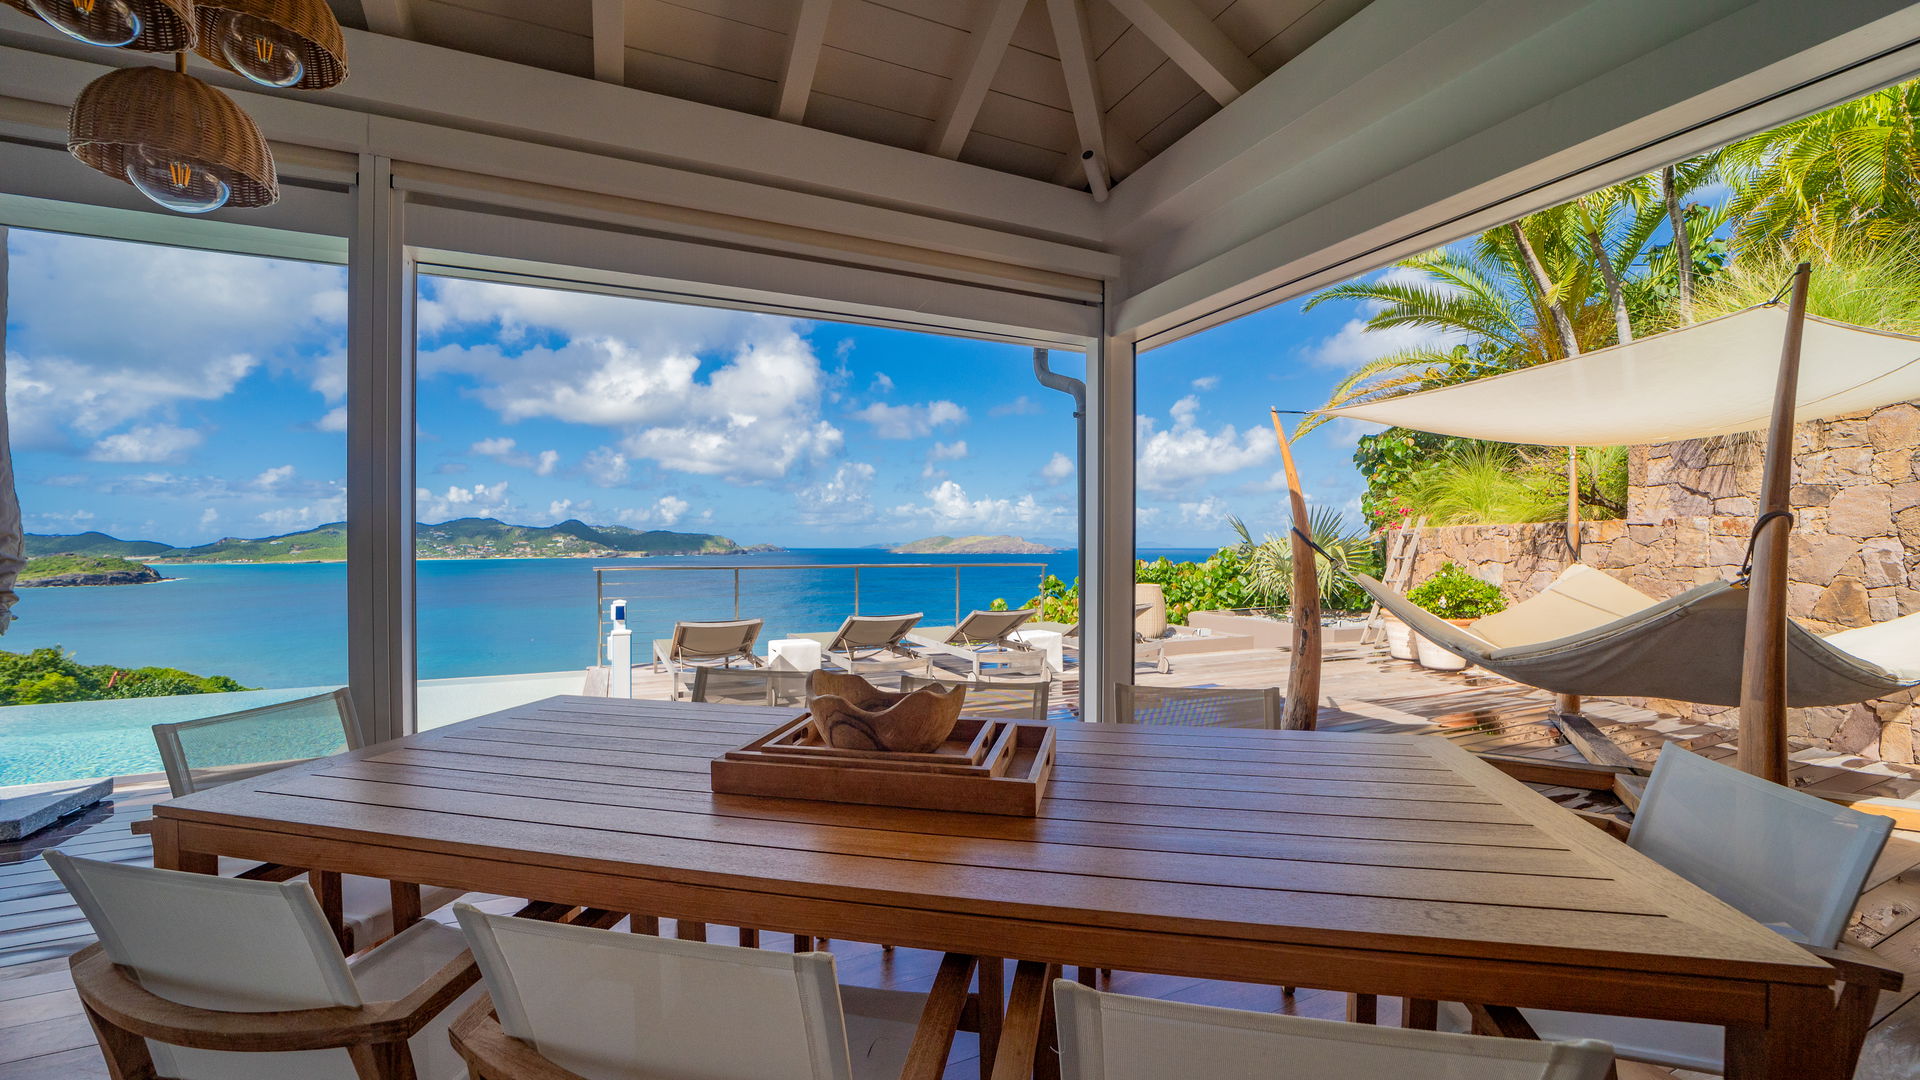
0, 646, 254, 706
1405, 563, 1507, 619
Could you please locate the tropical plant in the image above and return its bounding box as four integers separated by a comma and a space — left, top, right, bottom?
0, 646, 252, 706
1134, 550, 1256, 624
1722, 79, 1920, 254
1406, 563, 1507, 620
1391, 443, 1627, 525
1228, 510, 1378, 613
1694, 234, 1920, 333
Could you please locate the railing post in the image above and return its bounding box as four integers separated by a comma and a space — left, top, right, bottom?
733, 568, 740, 620
595, 569, 606, 666
854, 567, 861, 615
605, 599, 632, 699
955, 567, 962, 626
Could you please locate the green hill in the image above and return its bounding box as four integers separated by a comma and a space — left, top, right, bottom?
25, 519, 759, 564
24, 531, 172, 558
892, 534, 1057, 555
19, 554, 165, 586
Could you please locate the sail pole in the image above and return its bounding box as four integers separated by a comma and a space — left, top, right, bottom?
1736, 263, 1811, 784
1557, 448, 1583, 717
1271, 409, 1320, 730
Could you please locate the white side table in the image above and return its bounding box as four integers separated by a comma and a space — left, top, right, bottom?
767, 638, 823, 672
1009, 629, 1064, 676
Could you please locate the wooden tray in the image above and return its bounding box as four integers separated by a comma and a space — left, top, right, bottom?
710, 714, 1055, 816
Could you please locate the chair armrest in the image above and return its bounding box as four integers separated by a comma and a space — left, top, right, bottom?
71, 940, 477, 1052
451, 999, 594, 1080
1803, 941, 1905, 992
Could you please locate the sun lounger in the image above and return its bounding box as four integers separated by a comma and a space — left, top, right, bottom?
794, 612, 928, 674
653, 618, 765, 699
907, 608, 1046, 678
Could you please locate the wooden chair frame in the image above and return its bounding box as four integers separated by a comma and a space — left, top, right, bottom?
450, 952, 1014, 1080
69, 941, 479, 1080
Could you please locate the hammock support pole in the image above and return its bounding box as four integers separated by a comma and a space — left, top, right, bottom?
1271, 408, 1320, 730
1557, 446, 1582, 718
1736, 262, 1811, 785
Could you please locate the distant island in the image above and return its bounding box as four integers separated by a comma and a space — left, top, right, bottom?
19, 554, 166, 587
25, 518, 777, 566
891, 534, 1058, 555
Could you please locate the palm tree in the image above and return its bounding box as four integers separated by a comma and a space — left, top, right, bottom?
1229, 511, 1375, 611
1722, 80, 1920, 253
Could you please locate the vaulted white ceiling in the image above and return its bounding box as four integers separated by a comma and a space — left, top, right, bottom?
326, 0, 1370, 190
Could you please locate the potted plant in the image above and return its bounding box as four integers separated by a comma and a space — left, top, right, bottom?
1403, 563, 1507, 671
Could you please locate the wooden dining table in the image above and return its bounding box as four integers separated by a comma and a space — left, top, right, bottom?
144, 695, 1837, 1079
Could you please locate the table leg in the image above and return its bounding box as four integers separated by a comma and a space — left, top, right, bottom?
674, 920, 708, 943
1347, 993, 1378, 1025
1723, 983, 1839, 1080
1402, 998, 1438, 1030
311, 871, 351, 954
977, 958, 1005, 1080
991, 961, 1059, 1080
389, 882, 423, 935
147, 819, 214, 875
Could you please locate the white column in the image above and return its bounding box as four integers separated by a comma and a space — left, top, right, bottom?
1082, 327, 1136, 723
605, 599, 633, 699
347, 156, 418, 744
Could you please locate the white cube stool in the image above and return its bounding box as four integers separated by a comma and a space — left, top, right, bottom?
1009, 629, 1064, 676
767, 638, 823, 672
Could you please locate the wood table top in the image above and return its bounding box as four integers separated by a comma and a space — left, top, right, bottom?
154, 696, 1829, 986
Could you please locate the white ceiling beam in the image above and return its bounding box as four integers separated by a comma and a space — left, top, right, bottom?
927, 0, 1027, 158
776, 0, 834, 124
1105, 0, 1260, 105
590, 0, 627, 85
1045, 0, 1107, 168
360, 0, 414, 38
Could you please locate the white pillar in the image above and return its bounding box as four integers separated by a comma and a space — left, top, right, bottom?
1082, 328, 1136, 723
605, 599, 633, 698
347, 156, 418, 744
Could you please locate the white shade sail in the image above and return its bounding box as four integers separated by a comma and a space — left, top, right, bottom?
1318, 306, 1920, 445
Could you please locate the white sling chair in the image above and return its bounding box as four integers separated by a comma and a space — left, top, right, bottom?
152, 688, 464, 952
1440, 744, 1900, 1073
451, 904, 974, 1080
1054, 980, 1613, 1080
47, 851, 481, 1080
1354, 562, 1920, 707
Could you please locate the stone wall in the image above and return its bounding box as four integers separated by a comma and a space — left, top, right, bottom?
1406, 403, 1920, 763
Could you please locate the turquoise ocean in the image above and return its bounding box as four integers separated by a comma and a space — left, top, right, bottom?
0, 548, 1207, 785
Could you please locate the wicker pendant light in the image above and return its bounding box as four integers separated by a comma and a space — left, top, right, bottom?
68, 63, 278, 212
8, 0, 196, 52
191, 0, 345, 89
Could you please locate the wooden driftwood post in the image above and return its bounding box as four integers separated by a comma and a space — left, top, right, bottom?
1270, 409, 1319, 730
1736, 262, 1811, 785
1557, 451, 1583, 717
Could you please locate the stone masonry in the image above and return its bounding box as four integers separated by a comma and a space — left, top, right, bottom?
1405, 402, 1920, 763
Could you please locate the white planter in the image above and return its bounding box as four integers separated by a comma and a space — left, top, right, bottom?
1383, 616, 1416, 661
1415, 621, 1473, 671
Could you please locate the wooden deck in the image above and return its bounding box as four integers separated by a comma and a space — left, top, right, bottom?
5, 644, 1920, 1079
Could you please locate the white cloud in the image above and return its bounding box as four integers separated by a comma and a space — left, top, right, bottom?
546, 498, 594, 521
199, 507, 219, 527
870, 372, 895, 394
616, 495, 690, 528
990, 395, 1042, 417
1135, 397, 1273, 493
795, 462, 877, 525
88, 424, 204, 464
471, 437, 562, 477
255, 495, 346, 532
1178, 496, 1230, 526
1041, 452, 1074, 484
892, 481, 1065, 532
5, 231, 346, 450
252, 465, 297, 492
316, 406, 348, 433
1191, 375, 1220, 391
416, 481, 513, 521
929, 441, 968, 461
851, 399, 967, 439
1308, 317, 1473, 370
419, 280, 839, 481
584, 447, 630, 486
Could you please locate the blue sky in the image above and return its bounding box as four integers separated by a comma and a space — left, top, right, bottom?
5, 226, 1418, 550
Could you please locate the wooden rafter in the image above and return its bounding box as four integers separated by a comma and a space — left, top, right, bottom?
776, 0, 835, 124
1105, 0, 1259, 105
1044, 0, 1107, 168
927, 0, 1027, 159
360, 0, 414, 38
590, 0, 627, 85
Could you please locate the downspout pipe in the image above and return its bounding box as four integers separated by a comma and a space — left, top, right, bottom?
1034, 348, 1087, 597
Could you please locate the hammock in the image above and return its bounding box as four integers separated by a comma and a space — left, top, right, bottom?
1356, 563, 1920, 708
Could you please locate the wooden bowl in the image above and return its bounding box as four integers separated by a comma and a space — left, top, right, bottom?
807, 671, 966, 753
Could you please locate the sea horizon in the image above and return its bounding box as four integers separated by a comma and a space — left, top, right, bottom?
4, 547, 1216, 690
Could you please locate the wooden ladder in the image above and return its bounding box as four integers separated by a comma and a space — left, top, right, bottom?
1360, 515, 1426, 645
